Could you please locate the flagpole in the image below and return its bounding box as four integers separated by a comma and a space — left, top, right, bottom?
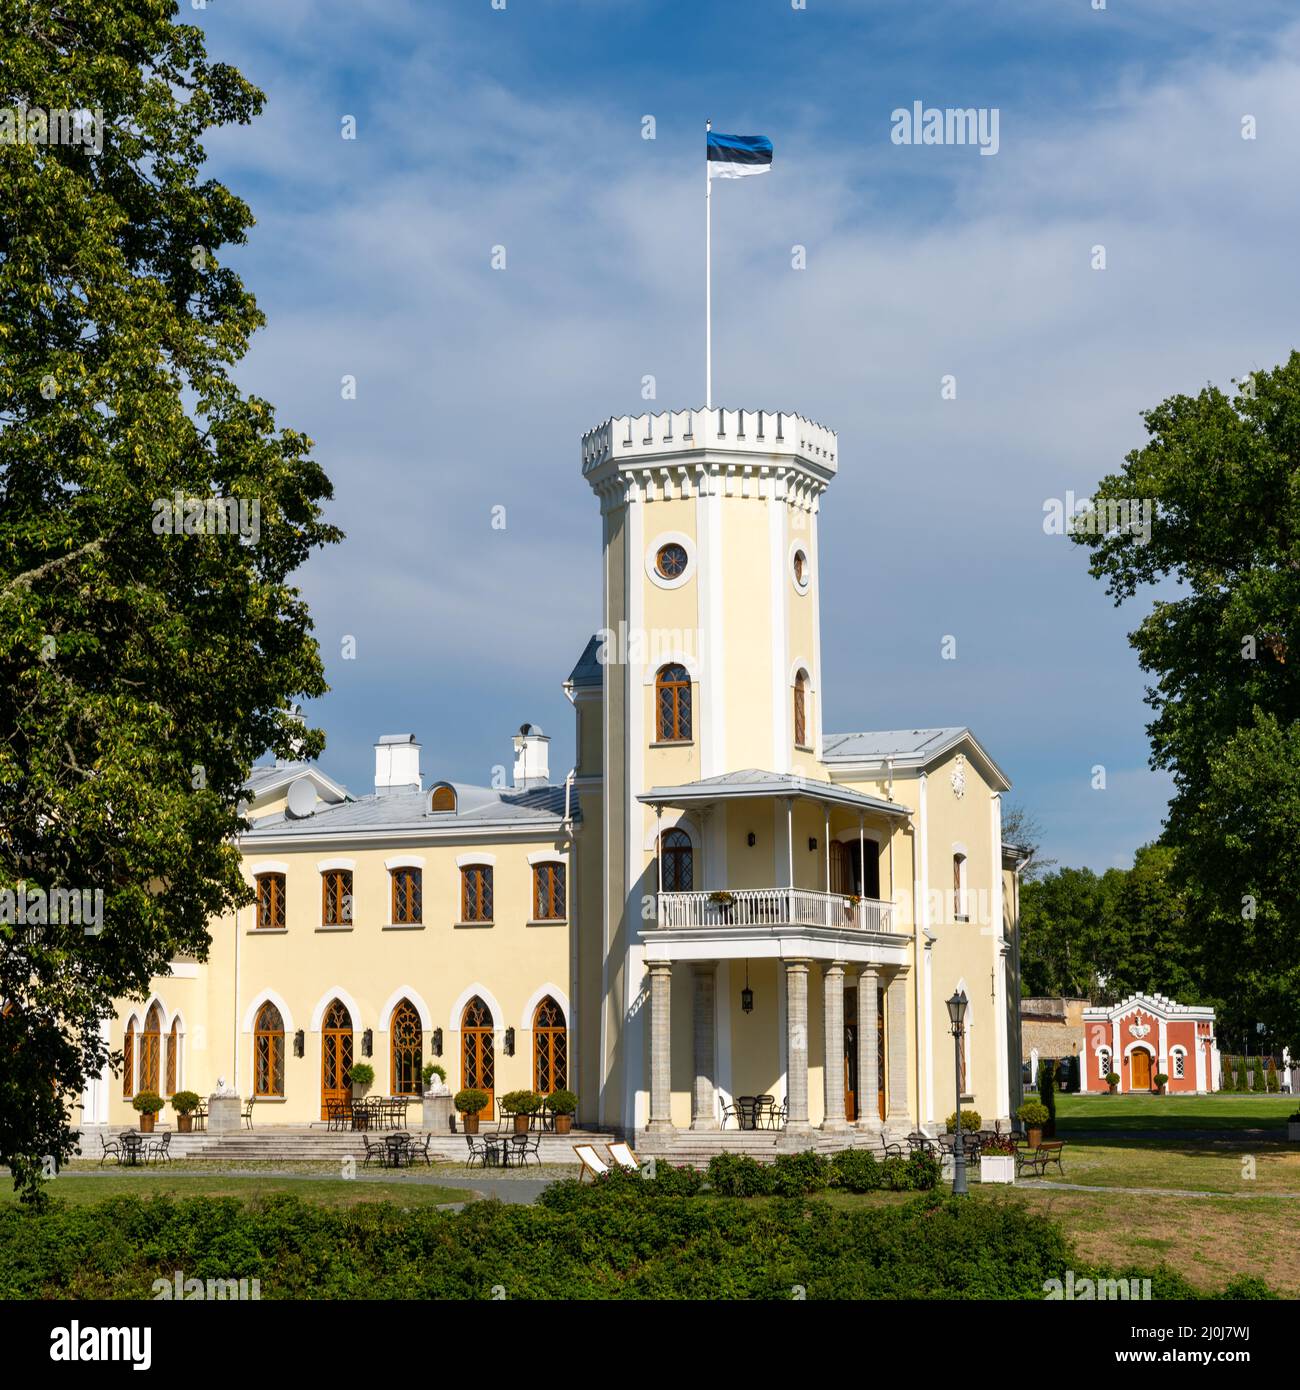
705, 118, 712, 410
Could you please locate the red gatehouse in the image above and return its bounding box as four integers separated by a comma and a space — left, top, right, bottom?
1080, 993, 1219, 1094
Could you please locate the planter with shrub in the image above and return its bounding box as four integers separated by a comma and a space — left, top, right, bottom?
132, 1091, 165, 1133
548, 1089, 578, 1135
944, 1109, 981, 1135
170, 1090, 202, 1133
500, 1089, 542, 1134
1154, 1072, 1169, 1096
348, 1062, 374, 1101
979, 1135, 1016, 1184
454, 1089, 489, 1133
1016, 1100, 1050, 1148
1105, 1071, 1120, 1094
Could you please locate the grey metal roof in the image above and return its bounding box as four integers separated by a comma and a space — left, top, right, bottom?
821, 727, 1011, 791
242, 778, 574, 840
566, 634, 604, 689
638, 769, 908, 818
821, 728, 967, 761
243, 762, 351, 802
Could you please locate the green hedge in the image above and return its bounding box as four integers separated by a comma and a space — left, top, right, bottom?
0, 1191, 1273, 1300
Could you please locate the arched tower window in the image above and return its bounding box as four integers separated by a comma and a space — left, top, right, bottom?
953, 853, 968, 921
655, 664, 692, 742
793, 670, 809, 748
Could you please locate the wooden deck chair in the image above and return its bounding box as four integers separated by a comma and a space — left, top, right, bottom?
573, 1143, 609, 1183
607, 1140, 642, 1174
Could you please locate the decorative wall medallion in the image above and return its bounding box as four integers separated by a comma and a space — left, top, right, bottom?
951, 754, 966, 800
1128, 1020, 1150, 1038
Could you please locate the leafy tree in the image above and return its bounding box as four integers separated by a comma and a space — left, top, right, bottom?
0, 1, 340, 1200
1019, 867, 1108, 997
1072, 356, 1300, 1045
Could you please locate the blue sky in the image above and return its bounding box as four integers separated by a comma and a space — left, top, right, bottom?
192, 0, 1300, 870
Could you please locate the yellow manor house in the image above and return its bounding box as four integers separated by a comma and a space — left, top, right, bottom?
87, 407, 1027, 1153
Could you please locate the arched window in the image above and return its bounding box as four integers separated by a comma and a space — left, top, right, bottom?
390, 999, 423, 1097
254, 1002, 285, 1097
166, 1018, 180, 1095
429, 784, 456, 813
1171, 1048, 1186, 1079
793, 670, 808, 747
122, 1019, 135, 1097
533, 996, 568, 1094
659, 828, 694, 892
461, 996, 494, 1119
953, 854, 968, 921
139, 1003, 163, 1094
655, 664, 691, 742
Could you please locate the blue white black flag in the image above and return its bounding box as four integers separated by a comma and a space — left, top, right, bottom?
707, 131, 773, 179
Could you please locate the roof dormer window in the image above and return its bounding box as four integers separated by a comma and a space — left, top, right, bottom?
429, 784, 456, 813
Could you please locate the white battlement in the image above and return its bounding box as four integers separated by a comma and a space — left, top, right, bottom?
581, 408, 837, 477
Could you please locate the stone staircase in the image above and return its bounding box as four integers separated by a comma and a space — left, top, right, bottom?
636, 1126, 901, 1168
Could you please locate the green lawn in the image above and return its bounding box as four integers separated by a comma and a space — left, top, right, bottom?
1053, 1092, 1296, 1132
1034, 1136, 1300, 1193
1, 1170, 467, 1209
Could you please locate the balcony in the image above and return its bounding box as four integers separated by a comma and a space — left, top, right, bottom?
656, 887, 894, 933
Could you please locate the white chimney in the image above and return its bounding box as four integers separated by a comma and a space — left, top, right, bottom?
374, 734, 421, 796
512, 722, 550, 789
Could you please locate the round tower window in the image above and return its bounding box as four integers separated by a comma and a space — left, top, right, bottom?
791, 547, 810, 591
656, 543, 688, 579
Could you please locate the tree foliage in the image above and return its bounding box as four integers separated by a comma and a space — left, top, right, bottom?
1072, 355, 1300, 1046
0, 0, 340, 1198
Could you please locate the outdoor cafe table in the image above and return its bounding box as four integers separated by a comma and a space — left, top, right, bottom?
121, 1132, 146, 1166
382, 1134, 412, 1168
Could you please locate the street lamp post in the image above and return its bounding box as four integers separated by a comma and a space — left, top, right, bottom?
946, 989, 969, 1196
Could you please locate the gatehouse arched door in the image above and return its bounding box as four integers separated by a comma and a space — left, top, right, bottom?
1130, 1047, 1152, 1092
461, 996, 495, 1120
321, 999, 354, 1120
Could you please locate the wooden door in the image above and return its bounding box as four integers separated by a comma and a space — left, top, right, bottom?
1131, 1049, 1151, 1091
844, 988, 858, 1121
320, 999, 354, 1120
461, 996, 495, 1120
877, 985, 887, 1121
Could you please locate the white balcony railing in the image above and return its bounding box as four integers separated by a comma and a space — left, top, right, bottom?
656, 887, 894, 933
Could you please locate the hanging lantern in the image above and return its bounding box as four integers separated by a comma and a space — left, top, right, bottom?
741, 961, 754, 1014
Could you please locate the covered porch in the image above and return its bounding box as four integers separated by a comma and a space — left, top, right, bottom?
637, 771, 916, 1141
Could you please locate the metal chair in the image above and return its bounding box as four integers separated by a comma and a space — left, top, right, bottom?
719, 1097, 739, 1129
465, 1134, 489, 1168
98, 1133, 122, 1166
754, 1094, 776, 1129
509, 1134, 541, 1168
242, 1097, 255, 1130
736, 1095, 758, 1131
146, 1132, 172, 1164
408, 1133, 433, 1167
361, 1133, 382, 1167
193, 1103, 207, 1132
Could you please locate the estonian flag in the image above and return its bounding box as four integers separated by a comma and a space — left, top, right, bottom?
707, 130, 773, 179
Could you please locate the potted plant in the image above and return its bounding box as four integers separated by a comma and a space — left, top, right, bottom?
132, 1091, 165, 1133
978, 1134, 1016, 1184
171, 1090, 202, 1133
455, 1089, 488, 1134
944, 1108, 982, 1135
1105, 1070, 1120, 1095
501, 1089, 542, 1134
1154, 1072, 1169, 1096
1287, 1111, 1300, 1143
548, 1089, 577, 1135
1016, 1100, 1050, 1149
348, 1061, 374, 1101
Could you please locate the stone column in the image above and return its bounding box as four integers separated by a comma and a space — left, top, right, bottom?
821, 962, 849, 1131
857, 964, 882, 1131
884, 965, 911, 1128
690, 962, 718, 1129
785, 959, 811, 1130
647, 960, 674, 1132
